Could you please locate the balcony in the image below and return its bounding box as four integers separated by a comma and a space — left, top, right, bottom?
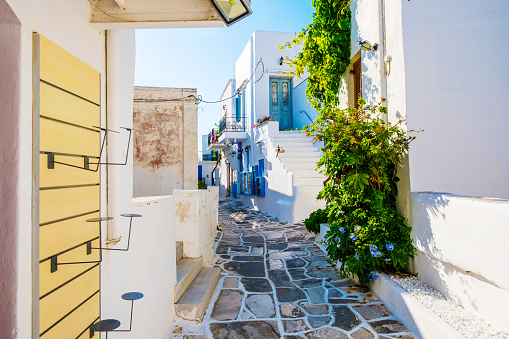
218, 115, 246, 135
207, 115, 248, 151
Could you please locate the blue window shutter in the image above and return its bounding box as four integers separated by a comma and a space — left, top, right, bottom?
198, 165, 202, 181
258, 159, 264, 176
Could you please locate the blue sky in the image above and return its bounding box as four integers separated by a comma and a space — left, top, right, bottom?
134, 0, 314, 151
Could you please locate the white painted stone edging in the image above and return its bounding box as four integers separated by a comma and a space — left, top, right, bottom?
316, 223, 465, 339
370, 273, 465, 339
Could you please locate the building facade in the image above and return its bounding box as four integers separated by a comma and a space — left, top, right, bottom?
207, 31, 326, 223
346, 0, 509, 333
0, 0, 247, 337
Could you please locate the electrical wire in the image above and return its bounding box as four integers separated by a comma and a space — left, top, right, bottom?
133, 60, 265, 105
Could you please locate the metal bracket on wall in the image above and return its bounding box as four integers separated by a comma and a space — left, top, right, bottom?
45, 126, 142, 171
89, 292, 144, 339
50, 214, 142, 273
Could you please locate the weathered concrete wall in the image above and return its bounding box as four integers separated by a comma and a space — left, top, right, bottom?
133, 86, 198, 197
174, 187, 219, 267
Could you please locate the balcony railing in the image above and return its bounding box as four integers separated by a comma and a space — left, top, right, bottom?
202, 151, 220, 162
218, 115, 246, 135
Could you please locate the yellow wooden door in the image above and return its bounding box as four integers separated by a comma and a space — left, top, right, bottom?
34, 33, 102, 338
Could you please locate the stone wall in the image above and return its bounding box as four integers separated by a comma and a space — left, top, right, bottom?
133, 86, 198, 197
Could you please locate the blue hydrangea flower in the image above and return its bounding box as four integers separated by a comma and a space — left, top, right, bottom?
335, 236, 340, 242
355, 253, 360, 260
369, 245, 377, 251
339, 227, 345, 234
386, 243, 394, 251
370, 271, 379, 280
350, 233, 357, 242
355, 225, 361, 231
371, 250, 382, 258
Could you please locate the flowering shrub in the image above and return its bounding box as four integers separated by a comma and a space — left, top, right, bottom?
284, 0, 416, 285
304, 99, 416, 285
257, 116, 271, 124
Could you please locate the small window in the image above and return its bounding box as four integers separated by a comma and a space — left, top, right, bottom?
272, 82, 278, 104
282, 82, 289, 104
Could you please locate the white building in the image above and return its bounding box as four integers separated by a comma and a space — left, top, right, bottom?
0, 0, 250, 337
346, 0, 509, 333
207, 31, 326, 223
199, 134, 221, 189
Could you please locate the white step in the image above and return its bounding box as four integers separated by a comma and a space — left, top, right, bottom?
176, 241, 183, 263
272, 137, 312, 144
294, 176, 326, 186
278, 146, 319, 153
279, 131, 308, 137
274, 141, 319, 149
293, 169, 325, 178
175, 257, 203, 302
279, 156, 321, 163
175, 267, 221, 321
284, 162, 319, 170
277, 151, 321, 158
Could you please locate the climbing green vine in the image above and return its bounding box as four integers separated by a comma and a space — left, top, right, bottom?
282, 0, 416, 285
279, 0, 351, 110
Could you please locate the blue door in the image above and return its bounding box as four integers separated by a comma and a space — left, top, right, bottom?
270, 77, 292, 131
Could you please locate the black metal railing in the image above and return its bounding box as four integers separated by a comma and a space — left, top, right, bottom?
218, 115, 246, 135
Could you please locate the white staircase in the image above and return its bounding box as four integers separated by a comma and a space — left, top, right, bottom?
174, 241, 220, 321
270, 131, 326, 221
272, 131, 325, 187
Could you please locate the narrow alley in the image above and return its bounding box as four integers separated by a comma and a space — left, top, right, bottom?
168, 200, 416, 339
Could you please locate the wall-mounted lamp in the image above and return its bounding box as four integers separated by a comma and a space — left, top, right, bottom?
279, 56, 284, 66
358, 40, 378, 52
209, 0, 252, 26
244, 145, 251, 153
231, 151, 236, 157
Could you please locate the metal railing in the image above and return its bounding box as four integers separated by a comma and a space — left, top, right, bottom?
218, 115, 246, 135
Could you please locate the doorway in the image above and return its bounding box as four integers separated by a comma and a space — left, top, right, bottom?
269, 77, 292, 130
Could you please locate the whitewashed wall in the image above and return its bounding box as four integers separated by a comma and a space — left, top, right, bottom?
402, 0, 509, 199
411, 192, 509, 333
102, 196, 177, 339
4, 0, 108, 336
174, 187, 219, 267
350, 0, 509, 333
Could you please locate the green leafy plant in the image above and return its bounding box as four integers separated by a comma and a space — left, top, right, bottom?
305, 99, 416, 285
198, 180, 207, 189
281, 0, 416, 285
280, 0, 351, 110
304, 208, 329, 234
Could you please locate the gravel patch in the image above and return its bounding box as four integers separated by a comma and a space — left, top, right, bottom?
391, 275, 509, 339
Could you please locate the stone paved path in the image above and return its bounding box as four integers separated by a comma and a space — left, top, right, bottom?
167, 200, 417, 339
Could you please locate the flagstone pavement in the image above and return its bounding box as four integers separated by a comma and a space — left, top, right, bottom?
167, 200, 417, 339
